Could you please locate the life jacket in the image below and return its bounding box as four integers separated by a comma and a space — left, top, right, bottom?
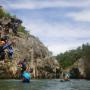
22, 71, 30, 80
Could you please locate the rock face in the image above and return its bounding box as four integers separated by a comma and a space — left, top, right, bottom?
78, 58, 90, 79
0, 7, 60, 79
78, 58, 85, 78
64, 58, 90, 79
0, 34, 60, 79
13, 34, 60, 78
0, 62, 17, 79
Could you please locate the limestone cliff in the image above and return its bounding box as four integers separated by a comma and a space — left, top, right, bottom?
78, 58, 90, 79
63, 58, 90, 79
13, 33, 60, 78
0, 6, 60, 79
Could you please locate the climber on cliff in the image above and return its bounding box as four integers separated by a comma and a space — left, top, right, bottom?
0, 37, 16, 62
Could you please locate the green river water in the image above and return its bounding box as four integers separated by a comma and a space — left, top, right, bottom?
0, 79, 90, 90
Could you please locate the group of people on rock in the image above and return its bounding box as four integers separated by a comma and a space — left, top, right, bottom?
0, 32, 15, 63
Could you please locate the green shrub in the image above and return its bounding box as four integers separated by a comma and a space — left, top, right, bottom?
56, 43, 90, 68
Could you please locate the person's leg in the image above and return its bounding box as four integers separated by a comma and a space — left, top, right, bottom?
1, 51, 5, 63
8, 52, 13, 62
9, 53, 13, 61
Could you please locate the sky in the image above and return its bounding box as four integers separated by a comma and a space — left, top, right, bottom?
0, 0, 90, 55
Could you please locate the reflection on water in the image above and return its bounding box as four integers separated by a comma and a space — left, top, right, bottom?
0, 79, 90, 90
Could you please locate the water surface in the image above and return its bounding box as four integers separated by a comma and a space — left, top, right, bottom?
0, 79, 90, 90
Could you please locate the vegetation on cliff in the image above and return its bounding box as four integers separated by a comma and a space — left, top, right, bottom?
0, 6, 11, 18
56, 43, 90, 69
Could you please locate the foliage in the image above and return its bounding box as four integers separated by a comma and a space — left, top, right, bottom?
18, 25, 29, 34
82, 43, 90, 59
0, 7, 11, 18
0, 7, 6, 17
0, 7, 18, 18
56, 43, 90, 68
0, 7, 29, 35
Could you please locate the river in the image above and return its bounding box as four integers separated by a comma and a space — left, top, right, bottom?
0, 79, 90, 90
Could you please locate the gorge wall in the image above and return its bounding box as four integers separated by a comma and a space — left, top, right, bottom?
0, 6, 60, 79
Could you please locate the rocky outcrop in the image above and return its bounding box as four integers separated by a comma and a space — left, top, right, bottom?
13, 34, 60, 78
78, 58, 90, 79
0, 33, 60, 79
0, 61, 17, 79
0, 7, 60, 79
63, 58, 90, 79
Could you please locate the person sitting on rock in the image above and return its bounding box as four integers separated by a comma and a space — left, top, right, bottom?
0, 37, 16, 62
